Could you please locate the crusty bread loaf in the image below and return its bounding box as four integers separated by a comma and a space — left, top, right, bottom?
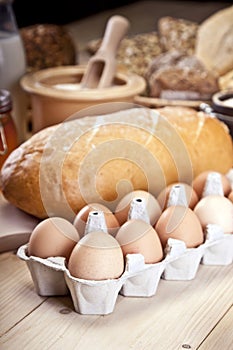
0, 107, 232, 220
195, 6, 233, 76
146, 50, 219, 100
219, 69, 233, 90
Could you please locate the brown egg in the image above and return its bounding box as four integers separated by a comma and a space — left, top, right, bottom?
73, 203, 119, 237
155, 206, 204, 249
192, 171, 231, 198
194, 195, 233, 233
115, 219, 163, 264
28, 217, 80, 260
115, 190, 162, 226
68, 231, 124, 280
157, 182, 199, 210
228, 190, 233, 203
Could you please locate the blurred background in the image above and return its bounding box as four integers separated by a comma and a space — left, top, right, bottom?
13, 0, 138, 27
13, 0, 233, 28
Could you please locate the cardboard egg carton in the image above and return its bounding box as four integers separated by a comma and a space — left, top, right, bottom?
17, 226, 233, 315
17, 245, 68, 296
201, 225, 233, 266
163, 225, 233, 280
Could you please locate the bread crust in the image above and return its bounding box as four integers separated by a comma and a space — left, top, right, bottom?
20, 24, 76, 72
195, 6, 233, 76
146, 51, 219, 99
0, 107, 232, 219
158, 16, 198, 55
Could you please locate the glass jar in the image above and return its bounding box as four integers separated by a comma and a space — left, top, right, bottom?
0, 89, 18, 169
0, 0, 27, 143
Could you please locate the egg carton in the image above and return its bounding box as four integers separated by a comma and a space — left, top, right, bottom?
17, 226, 233, 315
17, 245, 68, 296
163, 225, 233, 281
201, 231, 233, 266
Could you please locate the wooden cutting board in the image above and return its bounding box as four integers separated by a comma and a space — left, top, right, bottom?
0, 192, 40, 253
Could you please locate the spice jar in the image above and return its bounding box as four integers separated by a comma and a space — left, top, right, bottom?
0, 89, 18, 169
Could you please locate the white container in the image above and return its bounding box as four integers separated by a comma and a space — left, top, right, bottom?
0, 0, 28, 143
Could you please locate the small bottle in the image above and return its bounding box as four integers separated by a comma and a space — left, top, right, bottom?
0, 0, 28, 143
0, 89, 18, 169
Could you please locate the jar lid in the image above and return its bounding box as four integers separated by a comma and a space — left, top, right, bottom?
0, 89, 12, 114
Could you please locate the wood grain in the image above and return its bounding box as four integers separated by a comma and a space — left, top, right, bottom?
0, 251, 232, 350
134, 95, 204, 109
0, 252, 45, 336
198, 306, 233, 350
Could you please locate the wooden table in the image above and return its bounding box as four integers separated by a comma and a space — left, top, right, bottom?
0, 250, 232, 350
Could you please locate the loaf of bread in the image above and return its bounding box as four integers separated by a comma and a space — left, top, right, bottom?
146, 50, 219, 100
20, 24, 77, 73
86, 32, 163, 78
0, 107, 232, 220
195, 6, 233, 76
158, 16, 198, 55
219, 69, 233, 90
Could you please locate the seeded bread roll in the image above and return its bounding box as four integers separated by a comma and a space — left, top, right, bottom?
0, 107, 232, 220
20, 24, 77, 72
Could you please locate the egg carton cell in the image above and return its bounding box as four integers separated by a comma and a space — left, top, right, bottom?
17, 245, 68, 296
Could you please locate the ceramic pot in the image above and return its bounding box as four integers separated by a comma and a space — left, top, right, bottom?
20, 65, 146, 133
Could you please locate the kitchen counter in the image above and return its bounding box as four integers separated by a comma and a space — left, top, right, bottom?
0, 250, 232, 349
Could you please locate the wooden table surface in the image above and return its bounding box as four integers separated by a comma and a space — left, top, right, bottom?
0, 250, 232, 350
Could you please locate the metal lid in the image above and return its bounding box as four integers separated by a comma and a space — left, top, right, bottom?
0, 89, 12, 114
